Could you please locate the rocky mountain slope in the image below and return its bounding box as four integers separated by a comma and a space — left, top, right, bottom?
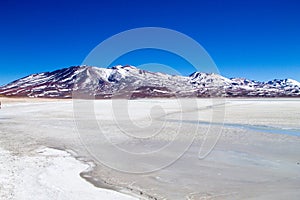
0, 65, 299, 98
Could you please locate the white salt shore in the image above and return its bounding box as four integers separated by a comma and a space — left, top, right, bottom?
0, 146, 137, 200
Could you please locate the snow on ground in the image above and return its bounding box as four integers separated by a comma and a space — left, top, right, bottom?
0, 147, 137, 200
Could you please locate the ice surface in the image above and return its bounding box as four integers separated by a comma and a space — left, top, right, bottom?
0, 98, 300, 199
0, 147, 137, 200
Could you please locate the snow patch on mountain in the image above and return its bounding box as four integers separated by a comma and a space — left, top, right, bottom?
0, 65, 299, 98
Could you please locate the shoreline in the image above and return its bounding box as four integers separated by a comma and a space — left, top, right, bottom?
0, 145, 140, 200
61, 146, 155, 200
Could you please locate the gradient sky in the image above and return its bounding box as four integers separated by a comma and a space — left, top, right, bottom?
0, 0, 300, 86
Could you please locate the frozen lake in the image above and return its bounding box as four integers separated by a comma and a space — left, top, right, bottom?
0, 98, 300, 199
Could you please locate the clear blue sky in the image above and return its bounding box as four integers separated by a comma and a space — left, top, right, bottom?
0, 0, 300, 86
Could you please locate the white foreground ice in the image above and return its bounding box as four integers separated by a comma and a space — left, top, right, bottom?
0, 147, 137, 200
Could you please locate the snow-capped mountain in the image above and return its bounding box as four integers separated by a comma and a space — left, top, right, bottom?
0, 65, 299, 98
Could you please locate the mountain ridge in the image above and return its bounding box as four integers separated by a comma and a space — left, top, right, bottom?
0, 65, 299, 98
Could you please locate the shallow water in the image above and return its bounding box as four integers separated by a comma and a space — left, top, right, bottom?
165, 119, 300, 136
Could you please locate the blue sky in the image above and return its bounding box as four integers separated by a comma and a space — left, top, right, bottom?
0, 0, 300, 86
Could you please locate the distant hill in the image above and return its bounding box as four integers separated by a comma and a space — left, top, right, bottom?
1, 65, 299, 98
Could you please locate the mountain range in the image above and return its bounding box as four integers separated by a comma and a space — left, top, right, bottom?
0, 65, 299, 98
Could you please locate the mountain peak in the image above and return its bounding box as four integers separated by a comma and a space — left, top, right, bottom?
0, 65, 299, 98
110, 65, 137, 70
